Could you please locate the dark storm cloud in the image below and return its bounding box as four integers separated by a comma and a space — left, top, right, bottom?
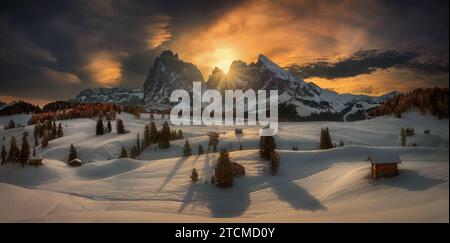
0, 0, 448, 103
0, 0, 243, 101
288, 49, 449, 80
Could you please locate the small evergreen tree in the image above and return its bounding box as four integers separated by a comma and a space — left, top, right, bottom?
183, 140, 192, 157
42, 130, 49, 148
116, 119, 126, 134
210, 175, 215, 184
136, 133, 141, 155
149, 121, 158, 143
260, 136, 276, 160
400, 127, 406, 146
198, 144, 205, 155
150, 113, 154, 120
144, 125, 151, 148
190, 168, 199, 182
339, 140, 344, 147
57, 123, 64, 138
119, 146, 128, 158
215, 149, 233, 188
107, 120, 112, 133
67, 144, 77, 162
158, 121, 171, 149
50, 121, 57, 140
96, 118, 104, 135
177, 130, 184, 139
19, 132, 30, 167
320, 128, 333, 149
7, 136, 19, 163
1, 145, 6, 165
270, 150, 280, 175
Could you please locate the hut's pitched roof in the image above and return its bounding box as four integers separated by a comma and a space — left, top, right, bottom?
369, 150, 401, 164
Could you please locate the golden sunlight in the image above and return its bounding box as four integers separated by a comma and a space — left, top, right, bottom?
85, 51, 123, 87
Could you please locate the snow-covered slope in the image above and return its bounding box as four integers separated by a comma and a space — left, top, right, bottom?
0, 112, 448, 222
73, 87, 143, 105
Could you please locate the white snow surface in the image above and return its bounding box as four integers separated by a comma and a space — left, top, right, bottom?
0, 112, 448, 222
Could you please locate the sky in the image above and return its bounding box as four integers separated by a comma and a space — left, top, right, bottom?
0, 0, 448, 106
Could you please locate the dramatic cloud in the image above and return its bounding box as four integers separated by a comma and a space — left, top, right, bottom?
288, 49, 449, 80
0, 0, 448, 102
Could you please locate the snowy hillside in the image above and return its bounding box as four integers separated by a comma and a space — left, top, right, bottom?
0, 112, 447, 222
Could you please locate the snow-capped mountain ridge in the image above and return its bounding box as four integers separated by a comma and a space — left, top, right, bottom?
142, 50, 399, 121
73, 87, 143, 105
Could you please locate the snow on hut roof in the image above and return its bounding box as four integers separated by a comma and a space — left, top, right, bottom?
369, 150, 401, 164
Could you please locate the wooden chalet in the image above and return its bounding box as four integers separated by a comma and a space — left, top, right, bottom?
369, 151, 401, 179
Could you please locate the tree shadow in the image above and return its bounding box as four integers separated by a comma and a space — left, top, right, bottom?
157, 157, 188, 193
207, 180, 251, 218
268, 179, 325, 211
178, 183, 197, 213
377, 169, 445, 191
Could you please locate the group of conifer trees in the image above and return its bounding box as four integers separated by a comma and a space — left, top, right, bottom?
369, 87, 449, 119
319, 127, 334, 150
1, 132, 32, 167
119, 119, 184, 159
1, 120, 65, 167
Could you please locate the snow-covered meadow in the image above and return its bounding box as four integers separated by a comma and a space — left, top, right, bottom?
0, 112, 448, 222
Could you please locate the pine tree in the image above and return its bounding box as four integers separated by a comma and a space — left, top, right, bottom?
158, 121, 171, 149
215, 149, 233, 188
149, 121, 158, 143
190, 168, 199, 182
116, 119, 125, 134
198, 144, 205, 155
150, 113, 154, 120
107, 120, 112, 133
19, 132, 30, 167
320, 128, 333, 149
42, 129, 49, 148
96, 118, 104, 135
7, 136, 19, 163
144, 125, 151, 148
339, 140, 344, 147
210, 175, 215, 184
50, 121, 57, 140
119, 146, 128, 158
67, 144, 77, 162
1, 145, 6, 165
177, 130, 184, 139
401, 127, 406, 146
270, 150, 280, 175
260, 136, 276, 160
136, 133, 141, 155
57, 123, 64, 138
32, 147, 36, 156
183, 140, 192, 157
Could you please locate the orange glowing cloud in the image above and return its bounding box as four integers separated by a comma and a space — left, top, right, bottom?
85, 51, 124, 87
147, 15, 172, 49
171, 0, 373, 78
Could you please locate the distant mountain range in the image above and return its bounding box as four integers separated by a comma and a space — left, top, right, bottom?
143, 50, 399, 121
1, 50, 405, 121
71, 87, 144, 106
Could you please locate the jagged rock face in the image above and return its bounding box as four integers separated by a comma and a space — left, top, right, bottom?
143, 50, 204, 110
73, 87, 143, 106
